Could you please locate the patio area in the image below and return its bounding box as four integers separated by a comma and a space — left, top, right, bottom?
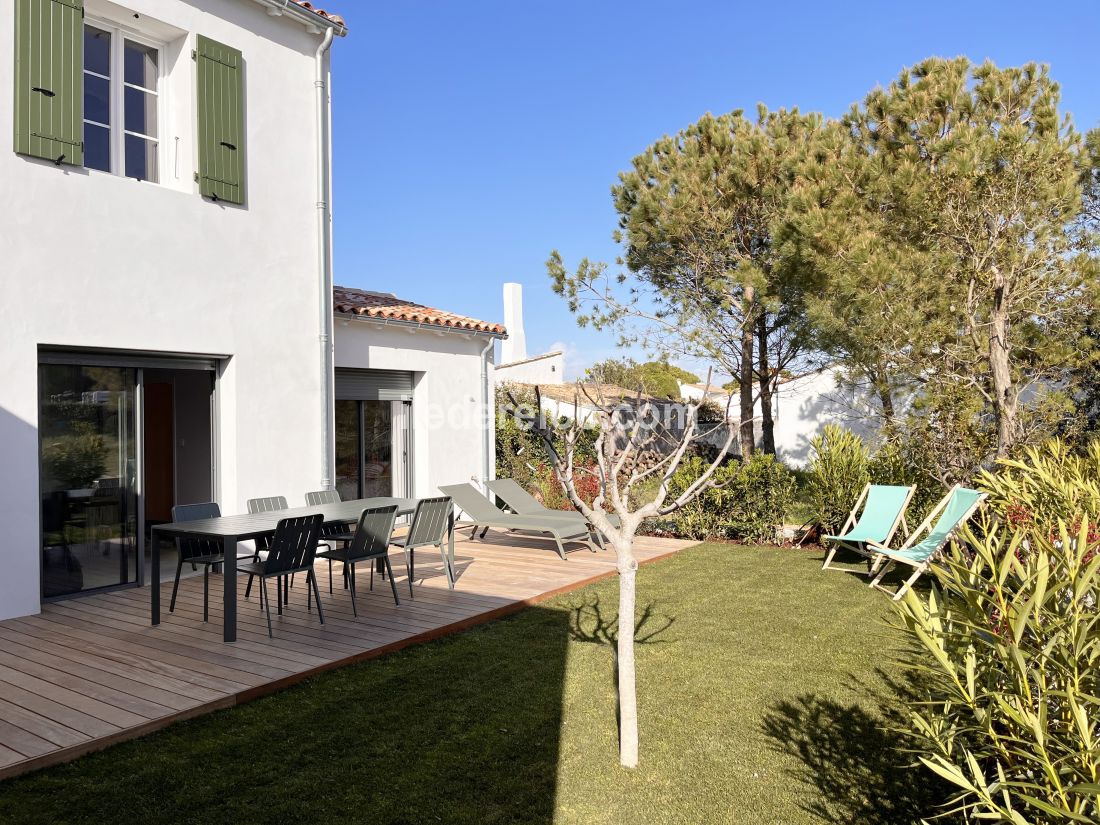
0, 530, 690, 780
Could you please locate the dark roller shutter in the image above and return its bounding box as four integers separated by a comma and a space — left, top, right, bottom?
335, 369, 414, 401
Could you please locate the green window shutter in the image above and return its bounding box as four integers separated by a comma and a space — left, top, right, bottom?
13, 0, 84, 166
195, 35, 244, 204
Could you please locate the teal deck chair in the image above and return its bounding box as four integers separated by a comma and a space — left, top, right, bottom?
866, 485, 987, 601
821, 484, 915, 571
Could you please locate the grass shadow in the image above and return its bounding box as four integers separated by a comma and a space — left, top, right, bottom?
563, 592, 676, 757
761, 666, 954, 825
0, 605, 575, 825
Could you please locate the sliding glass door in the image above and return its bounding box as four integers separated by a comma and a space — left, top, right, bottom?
39, 365, 138, 597
334, 399, 410, 500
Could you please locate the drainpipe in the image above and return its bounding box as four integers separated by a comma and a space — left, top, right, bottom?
480, 336, 495, 493
315, 26, 335, 490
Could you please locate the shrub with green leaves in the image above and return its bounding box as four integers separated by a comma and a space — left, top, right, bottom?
894, 440, 1100, 823
868, 435, 942, 526
664, 453, 796, 544
977, 439, 1100, 526
807, 424, 870, 533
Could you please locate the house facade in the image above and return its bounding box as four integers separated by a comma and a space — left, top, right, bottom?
332, 287, 505, 504
0, 0, 503, 623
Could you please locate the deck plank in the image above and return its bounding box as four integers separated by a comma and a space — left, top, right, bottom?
0, 533, 692, 780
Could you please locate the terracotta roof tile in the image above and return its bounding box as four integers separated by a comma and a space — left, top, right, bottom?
287, 1, 348, 30
334, 286, 507, 336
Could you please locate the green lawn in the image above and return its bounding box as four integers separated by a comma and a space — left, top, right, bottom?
0, 544, 945, 825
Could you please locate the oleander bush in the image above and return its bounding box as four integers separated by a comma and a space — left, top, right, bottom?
894, 440, 1100, 823
807, 424, 871, 534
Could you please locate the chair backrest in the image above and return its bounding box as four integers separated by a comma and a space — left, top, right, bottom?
305, 490, 341, 506
263, 514, 323, 575
346, 505, 399, 561
438, 484, 500, 522
247, 496, 288, 514
404, 497, 453, 548
845, 485, 914, 543
907, 487, 986, 561
172, 502, 222, 561
486, 478, 544, 515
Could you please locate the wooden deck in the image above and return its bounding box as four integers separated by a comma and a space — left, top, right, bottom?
0, 530, 691, 780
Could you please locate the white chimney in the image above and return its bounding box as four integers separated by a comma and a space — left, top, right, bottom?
501, 282, 527, 364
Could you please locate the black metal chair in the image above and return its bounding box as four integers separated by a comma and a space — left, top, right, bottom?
245, 496, 289, 600
169, 502, 231, 623
390, 496, 454, 594
317, 505, 400, 615
303, 490, 354, 576
237, 514, 325, 637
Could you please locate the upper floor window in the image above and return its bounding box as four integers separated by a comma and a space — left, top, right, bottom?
83, 22, 161, 183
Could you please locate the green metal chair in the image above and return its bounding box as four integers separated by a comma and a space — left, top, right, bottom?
390, 496, 455, 592
237, 514, 325, 637
306, 489, 356, 589
821, 483, 915, 571
317, 505, 401, 615
866, 485, 987, 601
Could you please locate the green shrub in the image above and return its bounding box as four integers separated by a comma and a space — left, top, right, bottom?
868, 436, 943, 526
665, 453, 796, 544
495, 384, 598, 492
807, 424, 870, 533
894, 441, 1100, 823
977, 439, 1100, 525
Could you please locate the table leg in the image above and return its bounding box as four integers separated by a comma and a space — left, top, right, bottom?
151, 528, 161, 626
223, 534, 237, 643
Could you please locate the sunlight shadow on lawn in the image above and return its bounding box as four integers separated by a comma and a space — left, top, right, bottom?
760, 671, 950, 825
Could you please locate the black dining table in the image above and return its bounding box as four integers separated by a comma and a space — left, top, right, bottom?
150, 497, 441, 642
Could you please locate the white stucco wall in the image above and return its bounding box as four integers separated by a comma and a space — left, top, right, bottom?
494, 352, 564, 385
0, 0, 336, 620
334, 320, 498, 499
772, 368, 882, 466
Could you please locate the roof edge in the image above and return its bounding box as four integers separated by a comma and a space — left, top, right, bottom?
495, 351, 564, 369
339, 310, 507, 340
248, 0, 349, 35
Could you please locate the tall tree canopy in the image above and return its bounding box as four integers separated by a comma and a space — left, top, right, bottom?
550, 106, 822, 456
585, 357, 700, 400
786, 57, 1096, 459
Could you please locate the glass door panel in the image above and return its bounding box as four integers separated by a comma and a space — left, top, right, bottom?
39, 365, 138, 598
362, 401, 393, 498
334, 399, 361, 501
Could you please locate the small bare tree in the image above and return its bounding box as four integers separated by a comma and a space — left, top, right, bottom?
506, 376, 736, 768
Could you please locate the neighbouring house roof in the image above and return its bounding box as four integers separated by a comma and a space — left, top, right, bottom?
516, 382, 668, 406
334, 286, 507, 336
495, 351, 563, 369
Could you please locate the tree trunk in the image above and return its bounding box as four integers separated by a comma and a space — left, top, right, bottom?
739, 285, 756, 457
870, 366, 895, 424
988, 267, 1016, 457
616, 544, 639, 768
757, 314, 775, 455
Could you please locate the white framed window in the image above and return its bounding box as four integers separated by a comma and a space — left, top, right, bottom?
82, 20, 163, 183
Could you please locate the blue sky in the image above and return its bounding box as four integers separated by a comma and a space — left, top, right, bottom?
331, 0, 1100, 378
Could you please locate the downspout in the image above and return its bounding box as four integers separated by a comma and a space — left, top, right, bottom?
315, 26, 335, 490
480, 336, 495, 493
